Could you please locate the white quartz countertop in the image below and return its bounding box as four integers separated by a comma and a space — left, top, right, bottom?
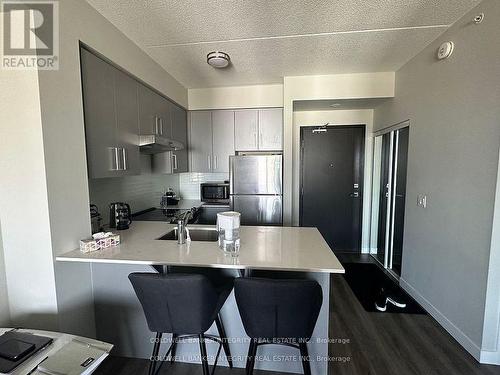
56, 222, 345, 274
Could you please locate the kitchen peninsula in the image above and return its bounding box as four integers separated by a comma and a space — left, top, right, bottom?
56, 222, 344, 375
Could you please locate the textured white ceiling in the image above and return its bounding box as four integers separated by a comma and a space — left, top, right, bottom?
85, 0, 481, 88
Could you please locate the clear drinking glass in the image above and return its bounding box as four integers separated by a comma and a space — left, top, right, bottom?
218, 228, 241, 257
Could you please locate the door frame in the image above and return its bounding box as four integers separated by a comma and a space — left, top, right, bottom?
299, 124, 366, 252
370, 120, 410, 278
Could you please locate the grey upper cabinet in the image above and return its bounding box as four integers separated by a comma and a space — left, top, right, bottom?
151, 152, 173, 174
81, 49, 140, 179
258, 108, 283, 151
114, 68, 140, 175
189, 111, 213, 173
171, 105, 188, 173
138, 85, 170, 137
82, 47, 188, 178
189, 110, 235, 173
81, 49, 116, 179
234, 108, 283, 151
153, 104, 188, 174
234, 110, 258, 151
212, 110, 235, 173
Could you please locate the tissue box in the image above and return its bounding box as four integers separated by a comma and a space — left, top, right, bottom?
80, 233, 120, 253
79, 239, 100, 253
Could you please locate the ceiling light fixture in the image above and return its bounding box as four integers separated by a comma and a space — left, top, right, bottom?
207, 51, 230, 68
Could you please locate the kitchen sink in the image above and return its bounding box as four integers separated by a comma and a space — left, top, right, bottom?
157, 227, 219, 242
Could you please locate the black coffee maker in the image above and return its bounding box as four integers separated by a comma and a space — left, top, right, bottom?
109, 202, 132, 230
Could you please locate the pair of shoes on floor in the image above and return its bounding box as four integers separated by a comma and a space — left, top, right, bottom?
375, 288, 407, 312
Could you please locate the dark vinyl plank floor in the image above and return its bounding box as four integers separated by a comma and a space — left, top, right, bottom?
328, 275, 500, 375
95, 275, 500, 375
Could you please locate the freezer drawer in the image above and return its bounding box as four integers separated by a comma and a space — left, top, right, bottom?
230, 155, 282, 195
231, 195, 282, 226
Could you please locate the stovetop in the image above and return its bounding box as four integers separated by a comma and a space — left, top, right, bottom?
132, 208, 199, 224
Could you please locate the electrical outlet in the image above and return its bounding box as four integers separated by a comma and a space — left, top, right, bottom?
417, 194, 427, 208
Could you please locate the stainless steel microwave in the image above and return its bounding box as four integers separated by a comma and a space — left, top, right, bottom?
200, 182, 230, 204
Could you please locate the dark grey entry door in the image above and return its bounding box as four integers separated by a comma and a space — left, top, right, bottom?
300, 125, 365, 253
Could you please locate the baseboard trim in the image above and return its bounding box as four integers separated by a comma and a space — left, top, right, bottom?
480, 350, 500, 365
399, 278, 482, 361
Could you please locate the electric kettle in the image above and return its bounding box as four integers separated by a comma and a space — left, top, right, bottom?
109, 202, 132, 230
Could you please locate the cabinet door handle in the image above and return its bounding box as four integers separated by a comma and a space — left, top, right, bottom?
208, 155, 211, 170
122, 148, 127, 170
159, 117, 163, 135
259, 132, 263, 147
155, 116, 159, 135
214, 155, 218, 170
109, 147, 118, 171
172, 153, 178, 170
115, 147, 121, 171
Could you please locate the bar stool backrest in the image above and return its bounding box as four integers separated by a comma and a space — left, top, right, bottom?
234, 277, 323, 341
129, 273, 219, 334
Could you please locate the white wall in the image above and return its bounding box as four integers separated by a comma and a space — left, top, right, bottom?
188, 84, 283, 110
0, 69, 59, 329
0, 224, 10, 326
374, 0, 500, 361
292, 110, 374, 251
39, 0, 187, 337
0, 0, 188, 336
283, 73, 395, 225
482, 149, 500, 364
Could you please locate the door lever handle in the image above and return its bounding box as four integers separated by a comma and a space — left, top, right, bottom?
349, 192, 360, 198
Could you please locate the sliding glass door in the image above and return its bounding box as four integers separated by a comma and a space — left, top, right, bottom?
370, 125, 409, 276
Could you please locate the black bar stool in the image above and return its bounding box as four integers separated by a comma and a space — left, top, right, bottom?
129, 273, 233, 375
234, 277, 323, 375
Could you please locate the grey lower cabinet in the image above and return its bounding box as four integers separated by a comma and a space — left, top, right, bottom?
189, 110, 235, 173
81, 49, 140, 178
234, 108, 283, 151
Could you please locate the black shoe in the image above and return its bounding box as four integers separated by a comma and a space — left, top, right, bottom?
375, 288, 387, 312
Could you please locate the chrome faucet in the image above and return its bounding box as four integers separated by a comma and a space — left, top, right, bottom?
177, 219, 187, 244
177, 209, 193, 244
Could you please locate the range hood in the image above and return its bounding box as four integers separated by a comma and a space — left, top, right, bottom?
139, 135, 184, 154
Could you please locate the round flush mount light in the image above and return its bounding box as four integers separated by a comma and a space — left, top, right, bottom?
207, 51, 230, 68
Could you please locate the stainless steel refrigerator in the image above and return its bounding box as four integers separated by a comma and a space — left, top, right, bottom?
229, 154, 283, 226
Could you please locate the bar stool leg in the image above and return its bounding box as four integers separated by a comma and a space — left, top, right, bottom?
198, 334, 210, 375
246, 339, 258, 375
149, 332, 162, 375
215, 315, 233, 368
299, 343, 312, 375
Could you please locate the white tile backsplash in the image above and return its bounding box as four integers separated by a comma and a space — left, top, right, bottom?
179, 173, 229, 199
88, 155, 180, 223
89, 175, 156, 223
